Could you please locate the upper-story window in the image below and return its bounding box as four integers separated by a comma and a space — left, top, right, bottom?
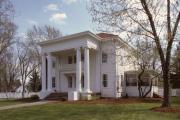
68, 55, 76, 64
102, 53, 108, 63
102, 74, 108, 87
68, 56, 73, 64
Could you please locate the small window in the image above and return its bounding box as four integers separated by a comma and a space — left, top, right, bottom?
68, 76, 73, 88
68, 56, 73, 64
81, 74, 84, 88
102, 74, 108, 87
52, 77, 56, 88
102, 53, 108, 63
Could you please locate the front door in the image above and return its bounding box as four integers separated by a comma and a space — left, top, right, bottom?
66, 74, 76, 91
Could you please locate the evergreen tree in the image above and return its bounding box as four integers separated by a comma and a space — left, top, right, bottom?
27, 70, 41, 92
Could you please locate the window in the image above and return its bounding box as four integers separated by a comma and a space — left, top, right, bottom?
68, 56, 73, 64
81, 74, 84, 88
68, 76, 73, 88
141, 77, 149, 86
127, 78, 137, 86
102, 74, 108, 87
121, 75, 124, 86
102, 53, 108, 63
52, 77, 56, 88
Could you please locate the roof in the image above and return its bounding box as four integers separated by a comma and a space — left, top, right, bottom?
38, 31, 134, 50
96, 33, 119, 41
38, 31, 102, 46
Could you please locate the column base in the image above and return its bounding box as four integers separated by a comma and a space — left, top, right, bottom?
81, 91, 92, 100
68, 91, 80, 101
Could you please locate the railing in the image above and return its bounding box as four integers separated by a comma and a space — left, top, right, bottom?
60, 63, 84, 71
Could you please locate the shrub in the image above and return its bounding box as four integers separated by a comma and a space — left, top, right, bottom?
30, 95, 39, 101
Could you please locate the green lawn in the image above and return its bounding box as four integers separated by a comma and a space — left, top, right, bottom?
0, 97, 179, 120
0, 99, 22, 107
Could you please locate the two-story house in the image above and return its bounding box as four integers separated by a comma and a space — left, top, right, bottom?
39, 31, 158, 100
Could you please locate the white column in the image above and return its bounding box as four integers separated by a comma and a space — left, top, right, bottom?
41, 54, 46, 92
47, 53, 52, 92
76, 47, 82, 92
84, 47, 91, 92
56, 56, 60, 91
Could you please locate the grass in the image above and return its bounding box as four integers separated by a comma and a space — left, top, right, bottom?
0, 99, 22, 107
0, 97, 179, 120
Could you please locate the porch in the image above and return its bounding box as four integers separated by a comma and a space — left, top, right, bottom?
39, 31, 101, 100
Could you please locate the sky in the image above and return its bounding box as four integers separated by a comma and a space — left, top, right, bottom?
11, 0, 96, 36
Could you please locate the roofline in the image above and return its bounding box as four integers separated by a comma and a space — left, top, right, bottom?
38, 31, 102, 46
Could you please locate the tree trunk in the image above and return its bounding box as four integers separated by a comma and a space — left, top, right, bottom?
22, 84, 25, 99
162, 70, 171, 107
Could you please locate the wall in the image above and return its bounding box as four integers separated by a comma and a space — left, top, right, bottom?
101, 41, 116, 97
115, 40, 136, 97
125, 86, 158, 97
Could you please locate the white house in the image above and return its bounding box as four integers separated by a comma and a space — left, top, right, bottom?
39, 31, 159, 100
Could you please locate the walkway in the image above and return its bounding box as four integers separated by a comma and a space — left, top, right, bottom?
0, 101, 48, 111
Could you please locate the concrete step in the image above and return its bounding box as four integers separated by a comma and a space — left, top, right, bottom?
45, 92, 68, 101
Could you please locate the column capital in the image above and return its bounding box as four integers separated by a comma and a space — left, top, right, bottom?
47, 53, 52, 59
82, 46, 90, 50
41, 52, 47, 56
75, 47, 82, 51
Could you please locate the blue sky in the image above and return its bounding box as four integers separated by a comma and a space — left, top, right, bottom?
11, 0, 96, 36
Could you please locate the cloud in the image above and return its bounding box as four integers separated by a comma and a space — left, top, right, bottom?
49, 13, 67, 24
44, 4, 59, 12
64, 0, 77, 4
27, 20, 38, 25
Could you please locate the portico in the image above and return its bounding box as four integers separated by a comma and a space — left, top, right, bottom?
39, 31, 99, 100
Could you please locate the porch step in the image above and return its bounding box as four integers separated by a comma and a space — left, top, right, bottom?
45, 92, 68, 101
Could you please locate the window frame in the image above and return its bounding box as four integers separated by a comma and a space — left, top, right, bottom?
102, 53, 108, 63
102, 74, 108, 87
81, 74, 84, 88
68, 76, 73, 88
68, 56, 73, 64
52, 77, 56, 88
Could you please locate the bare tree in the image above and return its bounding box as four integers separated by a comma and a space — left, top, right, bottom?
89, 0, 180, 107
133, 40, 160, 98
16, 25, 62, 98
16, 40, 38, 98
26, 25, 62, 73
0, 47, 20, 97
0, 0, 16, 57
